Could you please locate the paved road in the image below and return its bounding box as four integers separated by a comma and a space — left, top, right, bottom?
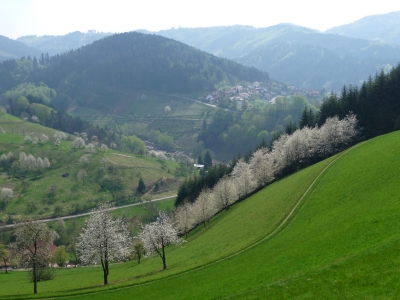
0, 195, 176, 229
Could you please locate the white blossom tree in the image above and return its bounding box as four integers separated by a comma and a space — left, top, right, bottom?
43, 157, 51, 169
174, 202, 195, 237
1, 188, 13, 203
213, 176, 237, 211
10, 219, 58, 294
0, 126, 5, 133
73, 137, 85, 150
40, 134, 49, 144
139, 211, 184, 269
27, 154, 37, 170
77, 203, 131, 285
192, 188, 215, 227
100, 144, 108, 152
31, 115, 39, 123
53, 131, 67, 140
231, 159, 256, 199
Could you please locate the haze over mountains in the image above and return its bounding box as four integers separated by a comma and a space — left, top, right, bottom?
1, 11, 399, 91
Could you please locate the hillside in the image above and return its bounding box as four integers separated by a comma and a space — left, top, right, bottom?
17, 31, 112, 56
151, 24, 400, 90
1, 129, 400, 298
236, 41, 396, 90
0, 31, 269, 159
326, 11, 400, 46
0, 112, 183, 225
0, 35, 41, 61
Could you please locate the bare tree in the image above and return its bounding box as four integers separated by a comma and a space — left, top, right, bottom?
77, 203, 131, 285
10, 219, 58, 294
139, 211, 184, 269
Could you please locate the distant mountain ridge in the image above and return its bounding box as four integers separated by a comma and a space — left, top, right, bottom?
326, 11, 400, 46
0, 35, 41, 61
149, 24, 400, 90
17, 31, 113, 56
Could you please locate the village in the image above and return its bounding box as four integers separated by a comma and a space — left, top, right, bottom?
204, 81, 323, 110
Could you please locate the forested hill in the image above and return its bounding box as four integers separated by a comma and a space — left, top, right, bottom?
0, 32, 268, 96
0, 35, 41, 61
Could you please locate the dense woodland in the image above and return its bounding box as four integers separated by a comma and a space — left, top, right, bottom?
317, 64, 400, 139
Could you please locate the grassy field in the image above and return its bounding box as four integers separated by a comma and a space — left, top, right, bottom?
2, 131, 400, 299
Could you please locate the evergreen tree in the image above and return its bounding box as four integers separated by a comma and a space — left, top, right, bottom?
137, 178, 146, 193
204, 151, 212, 171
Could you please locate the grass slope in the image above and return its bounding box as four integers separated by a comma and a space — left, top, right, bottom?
2, 131, 400, 299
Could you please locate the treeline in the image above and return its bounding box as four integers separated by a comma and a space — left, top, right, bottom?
317, 64, 400, 139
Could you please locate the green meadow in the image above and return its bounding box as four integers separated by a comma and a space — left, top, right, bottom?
2, 130, 399, 298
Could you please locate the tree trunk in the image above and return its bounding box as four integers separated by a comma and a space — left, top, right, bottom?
162, 246, 167, 269
4, 260, 7, 274
33, 263, 37, 294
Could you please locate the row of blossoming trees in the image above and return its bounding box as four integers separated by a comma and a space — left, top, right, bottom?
173, 114, 359, 236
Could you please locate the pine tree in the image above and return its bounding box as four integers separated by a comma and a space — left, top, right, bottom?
137, 178, 146, 193
204, 151, 212, 171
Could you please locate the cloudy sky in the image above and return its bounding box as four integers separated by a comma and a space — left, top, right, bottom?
1, 0, 399, 39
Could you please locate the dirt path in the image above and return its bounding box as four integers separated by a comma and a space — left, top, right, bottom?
0, 195, 176, 229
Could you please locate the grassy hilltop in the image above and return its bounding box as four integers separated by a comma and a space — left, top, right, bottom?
1, 127, 400, 298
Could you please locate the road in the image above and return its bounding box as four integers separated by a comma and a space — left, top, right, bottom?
0, 195, 176, 229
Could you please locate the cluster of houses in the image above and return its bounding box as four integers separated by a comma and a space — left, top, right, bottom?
205, 81, 322, 110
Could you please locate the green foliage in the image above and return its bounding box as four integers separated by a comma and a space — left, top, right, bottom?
318, 64, 400, 139
51, 245, 69, 267
4, 83, 57, 105
121, 135, 146, 155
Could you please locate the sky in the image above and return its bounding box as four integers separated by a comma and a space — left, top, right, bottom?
1, 0, 400, 39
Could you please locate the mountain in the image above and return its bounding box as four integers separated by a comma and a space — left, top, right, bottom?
326, 11, 400, 46
17, 31, 113, 56
237, 40, 397, 90
150, 24, 400, 90
0, 35, 41, 61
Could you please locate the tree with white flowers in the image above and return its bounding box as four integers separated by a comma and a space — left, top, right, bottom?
213, 175, 237, 211
192, 188, 215, 227
139, 211, 184, 269
1, 188, 13, 203
53, 131, 67, 140
73, 137, 85, 150
174, 202, 194, 237
77, 203, 131, 285
11, 219, 58, 294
